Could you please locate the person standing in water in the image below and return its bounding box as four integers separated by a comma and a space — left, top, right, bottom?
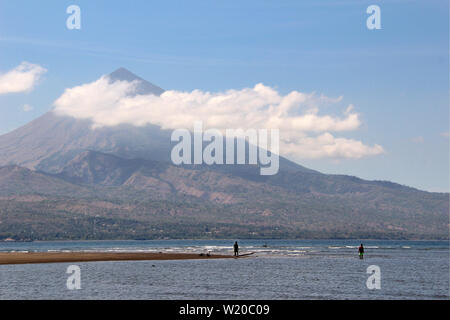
233, 241, 239, 257
358, 243, 364, 259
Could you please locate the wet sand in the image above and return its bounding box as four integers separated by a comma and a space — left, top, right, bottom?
0, 252, 233, 265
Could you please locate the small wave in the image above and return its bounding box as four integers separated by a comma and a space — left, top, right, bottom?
203, 246, 226, 250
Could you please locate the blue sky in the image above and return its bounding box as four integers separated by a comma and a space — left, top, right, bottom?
0, 0, 448, 192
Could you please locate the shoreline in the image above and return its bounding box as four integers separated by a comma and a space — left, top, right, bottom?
0, 252, 234, 265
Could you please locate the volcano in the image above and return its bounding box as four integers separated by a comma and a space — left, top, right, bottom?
0, 68, 447, 240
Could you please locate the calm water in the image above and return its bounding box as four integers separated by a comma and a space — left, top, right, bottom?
0, 239, 448, 299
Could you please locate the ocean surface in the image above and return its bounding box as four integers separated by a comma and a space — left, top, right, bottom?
0, 239, 448, 299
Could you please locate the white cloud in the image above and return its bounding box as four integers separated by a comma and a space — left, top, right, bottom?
282, 133, 384, 159
53, 76, 384, 159
22, 104, 33, 112
0, 62, 47, 95
440, 132, 449, 139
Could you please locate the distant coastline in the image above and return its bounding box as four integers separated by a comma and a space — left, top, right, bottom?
1, 235, 448, 242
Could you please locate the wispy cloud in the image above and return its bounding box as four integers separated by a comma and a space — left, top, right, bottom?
0, 62, 47, 95
53, 76, 384, 160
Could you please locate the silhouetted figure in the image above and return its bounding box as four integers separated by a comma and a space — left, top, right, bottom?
358, 244, 364, 259
234, 241, 239, 257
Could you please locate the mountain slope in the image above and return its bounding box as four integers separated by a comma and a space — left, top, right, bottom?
0, 150, 447, 240
108, 67, 165, 96
0, 165, 89, 197
0, 68, 448, 240
0, 68, 308, 174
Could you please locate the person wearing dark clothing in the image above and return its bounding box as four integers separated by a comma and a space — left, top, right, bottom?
233, 241, 239, 257
358, 244, 364, 259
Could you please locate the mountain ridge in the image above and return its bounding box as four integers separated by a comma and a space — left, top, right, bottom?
0, 150, 447, 240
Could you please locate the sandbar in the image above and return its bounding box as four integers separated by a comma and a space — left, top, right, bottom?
0, 251, 234, 265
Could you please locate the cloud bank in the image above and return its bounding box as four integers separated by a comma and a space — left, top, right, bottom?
53, 76, 383, 159
0, 62, 47, 95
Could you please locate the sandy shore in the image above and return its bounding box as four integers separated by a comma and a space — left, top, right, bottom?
0, 252, 233, 265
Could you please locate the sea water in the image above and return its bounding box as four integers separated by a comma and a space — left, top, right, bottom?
0, 239, 448, 299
